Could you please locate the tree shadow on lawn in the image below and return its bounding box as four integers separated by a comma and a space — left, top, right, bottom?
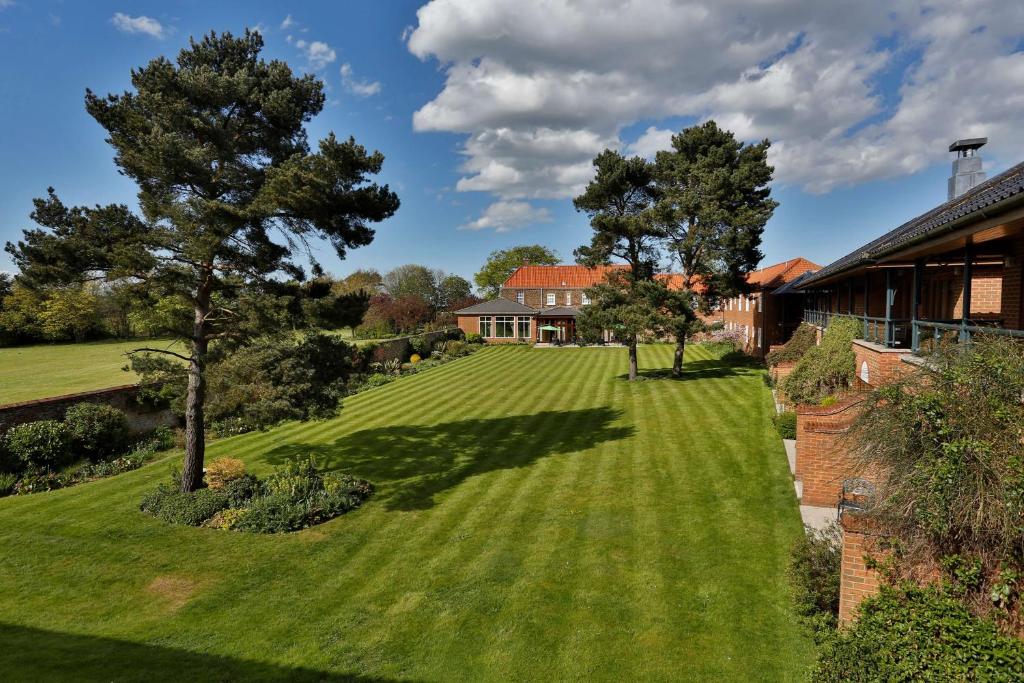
264, 407, 634, 511
617, 352, 761, 382
0, 622, 408, 682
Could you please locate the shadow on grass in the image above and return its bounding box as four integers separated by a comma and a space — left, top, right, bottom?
0, 622, 407, 682
617, 351, 762, 382
264, 408, 633, 511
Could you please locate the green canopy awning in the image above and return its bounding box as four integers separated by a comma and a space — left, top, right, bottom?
539, 325, 561, 331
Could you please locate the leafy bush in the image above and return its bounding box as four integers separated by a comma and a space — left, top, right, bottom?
0, 472, 17, 497
354, 319, 392, 340
790, 523, 841, 627
149, 426, 176, 451
782, 316, 858, 406
139, 485, 229, 526
408, 334, 434, 359
205, 508, 247, 530
464, 332, 482, 344
813, 585, 1024, 682
850, 334, 1024, 619
3, 420, 71, 471
221, 473, 262, 507
63, 403, 130, 463
440, 340, 468, 358
773, 411, 797, 440
73, 451, 146, 479
205, 457, 246, 490
766, 323, 817, 367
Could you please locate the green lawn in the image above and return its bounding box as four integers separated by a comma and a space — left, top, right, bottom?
0, 345, 814, 681
0, 339, 182, 404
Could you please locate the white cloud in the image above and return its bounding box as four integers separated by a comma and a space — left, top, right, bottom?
340, 63, 382, 97
280, 14, 295, 30
111, 12, 165, 39
0, 1, 15, 9
408, 0, 1024, 199
295, 39, 336, 70
459, 200, 553, 232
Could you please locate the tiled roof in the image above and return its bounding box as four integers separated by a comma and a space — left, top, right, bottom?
747, 257, 821, 289
800, 160, 1024, 286
453, 298, 537, 315
503, 264, 629, 289
535, 306, 580, 317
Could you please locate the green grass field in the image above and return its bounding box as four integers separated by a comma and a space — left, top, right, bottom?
0, 345, 814, 681
0, 339, 182, 404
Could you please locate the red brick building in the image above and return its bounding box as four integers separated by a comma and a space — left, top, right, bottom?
717, 257, 821, 356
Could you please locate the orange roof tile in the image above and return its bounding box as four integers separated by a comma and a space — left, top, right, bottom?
502, 264, 630, 289
746, 257, 820, 289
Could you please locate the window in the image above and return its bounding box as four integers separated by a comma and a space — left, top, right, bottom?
495, 315, 514, 338
581, 293, 591, 305
756, 293, 761, 312
479, 316, 492, 338
546, 292, 556, 306
757, 326, 762, 348
565, 292, 572, 306
516, 291, 525, 304
517, 316, 531, 339
744, 296, 750, 312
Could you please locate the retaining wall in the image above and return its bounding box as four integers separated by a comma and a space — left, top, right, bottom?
0, 384, 178, 435
795, 393, 865, 507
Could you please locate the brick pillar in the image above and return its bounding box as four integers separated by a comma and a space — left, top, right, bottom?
794, 393, 865, 507
839, 513, 886, 625
771, 360, 797, 409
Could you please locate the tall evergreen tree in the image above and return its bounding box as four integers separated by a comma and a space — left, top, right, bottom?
574, 150, 662, 380
5, 31, 399, 491
654, 121, 776, 376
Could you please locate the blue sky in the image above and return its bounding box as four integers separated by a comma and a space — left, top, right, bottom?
1, 1, 1022, 284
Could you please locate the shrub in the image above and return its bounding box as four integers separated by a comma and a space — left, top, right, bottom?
205, 457, 246, 490
139, 485, 229, 526
204, 508, 248, 530
63, 403, 130, 463
766, 323, 817, 367
790, 523, 841, 627
773, 411, 797, 440
408, 334, 433, 358
13, 469, 64, 495
0, 472, 17, 497
221, 473, 262, 507
464, 332, 483, 344
3, 420, 71, 471
440, 340, 468, 358
813, 585, 1024, 682
409, 353, 422, 364
782, 316, 858, 406
149, 426, 176, 451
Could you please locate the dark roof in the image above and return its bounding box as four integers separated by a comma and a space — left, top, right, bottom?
454, 298, 536, 315
535, 306, 580, 317
800, 160, 1024, 287
771, 269, 819, 295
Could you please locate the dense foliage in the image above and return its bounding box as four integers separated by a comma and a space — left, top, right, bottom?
789, 523, 842, 628
781, 316, 858, 405
139, 456, 373, 533
2, 420, 70, 471
772, 411, 797, 440
473, 245, 560, 298
63, 403, 129, 463
766, 323, 817, 367
813, 585, 1024, 682
850, 335, 1024, 624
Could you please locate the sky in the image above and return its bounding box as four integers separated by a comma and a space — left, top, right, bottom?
1, 1, 1023, 285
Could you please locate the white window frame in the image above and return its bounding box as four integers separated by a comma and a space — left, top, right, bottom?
565, 292, 572, 306
546, 292, 556, 306
479, 316, 492, 338
516, 316, 531, 339
516, 291, 524, 305
757, 326, 762, 348
494, 315, 514, 338
744, 296, 750, 312
581, 293, 591, 306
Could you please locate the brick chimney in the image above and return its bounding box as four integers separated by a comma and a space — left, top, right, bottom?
948, 137, 987, 200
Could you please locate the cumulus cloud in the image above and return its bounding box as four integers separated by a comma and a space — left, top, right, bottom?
408, 0, 1024, 216
460, 200, 553, 232
295, 39, 336, 70
280, 14, 296, 30
340, 63, 382, 97
111, 12, 165, 39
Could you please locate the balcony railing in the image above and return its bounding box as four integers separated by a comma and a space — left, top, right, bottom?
804, 309, 1024, 353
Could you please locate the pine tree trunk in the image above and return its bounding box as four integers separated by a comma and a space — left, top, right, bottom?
180, 281, 210, 493
628, 341, 638, 381
672, 335, 686, 378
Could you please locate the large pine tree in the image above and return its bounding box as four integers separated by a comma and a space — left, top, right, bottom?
6, 31, 399, 491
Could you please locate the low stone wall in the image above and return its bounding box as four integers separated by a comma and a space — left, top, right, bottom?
795, 393, 865, 507
839, 512, 887, 625
0, 384, 179, 436
363, 328, 460, 366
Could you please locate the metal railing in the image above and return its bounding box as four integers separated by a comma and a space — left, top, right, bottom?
911, 319, 1024, 352
803, 310, 911, 348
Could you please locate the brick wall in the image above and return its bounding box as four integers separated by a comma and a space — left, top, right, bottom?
721, 291, 765, 356
0, 384, 178, 436
851, 339, 912, 389
367, 328, 460, 360
499, 287, 587, 308
839, 513, 886, 625
1000, 234, 1024, 329
771, 358, 797, 408
795, 394, 864, 507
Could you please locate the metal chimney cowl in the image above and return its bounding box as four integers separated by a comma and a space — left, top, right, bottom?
948, 137, 987, 200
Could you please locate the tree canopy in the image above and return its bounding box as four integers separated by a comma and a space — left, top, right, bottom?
473, 245, 560, 297
5, 31, 399, 491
